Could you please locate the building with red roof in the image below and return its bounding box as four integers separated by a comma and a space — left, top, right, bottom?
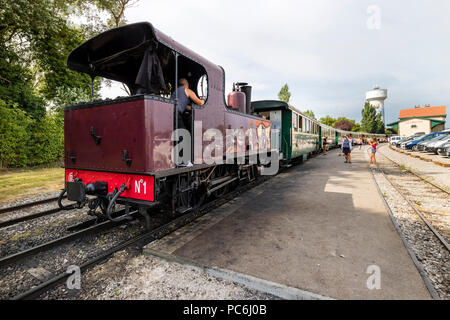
387, 105, 446, 136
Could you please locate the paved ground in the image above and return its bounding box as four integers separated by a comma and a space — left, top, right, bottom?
380, 145, 450, 191
145, 147, 431, 300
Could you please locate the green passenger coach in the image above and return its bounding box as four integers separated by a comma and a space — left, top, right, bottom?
253, 100, 323, 162
252, 100, 387, 163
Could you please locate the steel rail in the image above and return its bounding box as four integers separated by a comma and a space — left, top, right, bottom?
0, 207, 62, 229
11, 151, 320, 300
13, 206, 212, 300
0, 196, 64, 215
0, 209, 131, 268
369, 157, 440, 300
375, 153, 450, 253
12, 169, 279, 300
382, 146, 449, 195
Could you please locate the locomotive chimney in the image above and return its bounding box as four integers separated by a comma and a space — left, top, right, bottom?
241, 85, 252, 115
234, 82, 252, 115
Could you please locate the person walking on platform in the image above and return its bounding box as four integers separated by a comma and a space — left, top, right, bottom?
323, 136, 327, 155
342, 135, 352, 163
369, 138, 378, 166
348, 134, 353, 163
360, 134, 365, 150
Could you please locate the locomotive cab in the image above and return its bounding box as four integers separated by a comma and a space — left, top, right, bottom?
67, 22, 208, 100
62, 22, 211, 221
61, 22, 272, 226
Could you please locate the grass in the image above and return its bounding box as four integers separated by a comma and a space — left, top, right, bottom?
0, 167, 65, 204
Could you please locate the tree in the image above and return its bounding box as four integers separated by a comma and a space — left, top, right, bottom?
334, 119, 354, 131
0, 0, 139, 167
361, 102, 378, 133
375, 111, 385, 134
386, 127, 397, 134
320, 116, 336, 127
0, 101, 32, 167
351, 123, 362, 132
303, 109, 316, 119
52, 86, 99, 116
93, 0, 139, 27
0, 0, 95, 116
0, 45, 46, 118
278, 84, 291, 103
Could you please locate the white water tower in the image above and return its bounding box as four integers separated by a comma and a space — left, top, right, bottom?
366, 86, 388, 127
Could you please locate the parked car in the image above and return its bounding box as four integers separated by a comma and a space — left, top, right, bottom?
437, 141, 450, 156
417, 134, 446, 151
405, 135, 429, 150
421, 132, 450, 152
389, 136, 402, 145
412, 132, 447, 151
427, 135, 450, 154
399, 135, 424, 149
394, 135, 417, 148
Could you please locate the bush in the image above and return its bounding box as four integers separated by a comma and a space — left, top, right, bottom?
26, 113, 64, 166
0, 100, 64, 168
0, 100, 32, 167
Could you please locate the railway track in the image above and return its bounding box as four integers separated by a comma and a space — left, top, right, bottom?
0, 195, 64, 215
0, 194, 72, 229
0, 215, 127, 268
0, 207, 63, 229
7, 167, 278, 299
376, 151, 450, 251
381, 147, 450, 194
2, 150, 321, 300
369, 147, 450, 299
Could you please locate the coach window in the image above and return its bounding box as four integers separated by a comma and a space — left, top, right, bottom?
293, 113, 298, 131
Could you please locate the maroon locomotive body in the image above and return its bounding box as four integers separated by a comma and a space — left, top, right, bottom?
61, 22, 273, 226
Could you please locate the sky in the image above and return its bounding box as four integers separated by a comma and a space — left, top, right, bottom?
100, 0, 450, 125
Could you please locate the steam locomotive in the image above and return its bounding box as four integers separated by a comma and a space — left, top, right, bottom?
59, 22, 274, 228
60, 22, 386, 228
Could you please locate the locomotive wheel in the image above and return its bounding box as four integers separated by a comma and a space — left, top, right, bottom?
211, 165, 229, 198
194, 185, 207, 209
178, 174, 191, 209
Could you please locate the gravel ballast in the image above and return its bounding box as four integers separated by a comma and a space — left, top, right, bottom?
42, 250, 277, 300
380, 145, 450, 191
368, 150, 450, 299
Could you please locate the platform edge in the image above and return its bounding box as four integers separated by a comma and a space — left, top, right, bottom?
144, 249, 334, 300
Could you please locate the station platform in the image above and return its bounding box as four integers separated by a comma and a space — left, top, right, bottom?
145, 148, 431, 299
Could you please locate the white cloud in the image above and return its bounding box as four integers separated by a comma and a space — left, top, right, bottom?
98, 0, 450, 125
